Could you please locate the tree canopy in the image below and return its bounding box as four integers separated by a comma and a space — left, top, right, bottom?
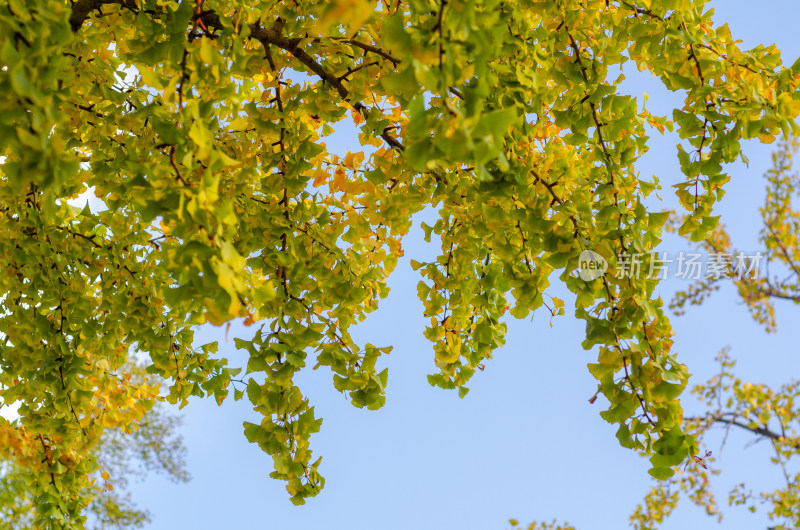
1, 0, 800, 527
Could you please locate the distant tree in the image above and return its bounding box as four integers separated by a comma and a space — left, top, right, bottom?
628, 139, 800, 529
1, 0, 799, 527
0, 363, 188, 529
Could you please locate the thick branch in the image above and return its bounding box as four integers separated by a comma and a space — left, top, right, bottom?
68, 0, 139, 31
68, 6, 411, 152
245, 22, 405, 151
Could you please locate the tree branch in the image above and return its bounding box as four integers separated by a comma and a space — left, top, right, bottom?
695, 413, 799, 447
69, 6, 409, 152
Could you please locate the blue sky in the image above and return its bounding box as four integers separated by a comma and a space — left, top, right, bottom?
128, 2, 800, 528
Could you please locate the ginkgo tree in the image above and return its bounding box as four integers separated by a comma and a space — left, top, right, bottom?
2, 0, 800, 527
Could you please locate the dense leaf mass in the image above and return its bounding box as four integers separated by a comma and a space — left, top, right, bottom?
1, 0, 799, 526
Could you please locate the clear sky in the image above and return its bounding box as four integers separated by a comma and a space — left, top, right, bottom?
126, 2, 800, 529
